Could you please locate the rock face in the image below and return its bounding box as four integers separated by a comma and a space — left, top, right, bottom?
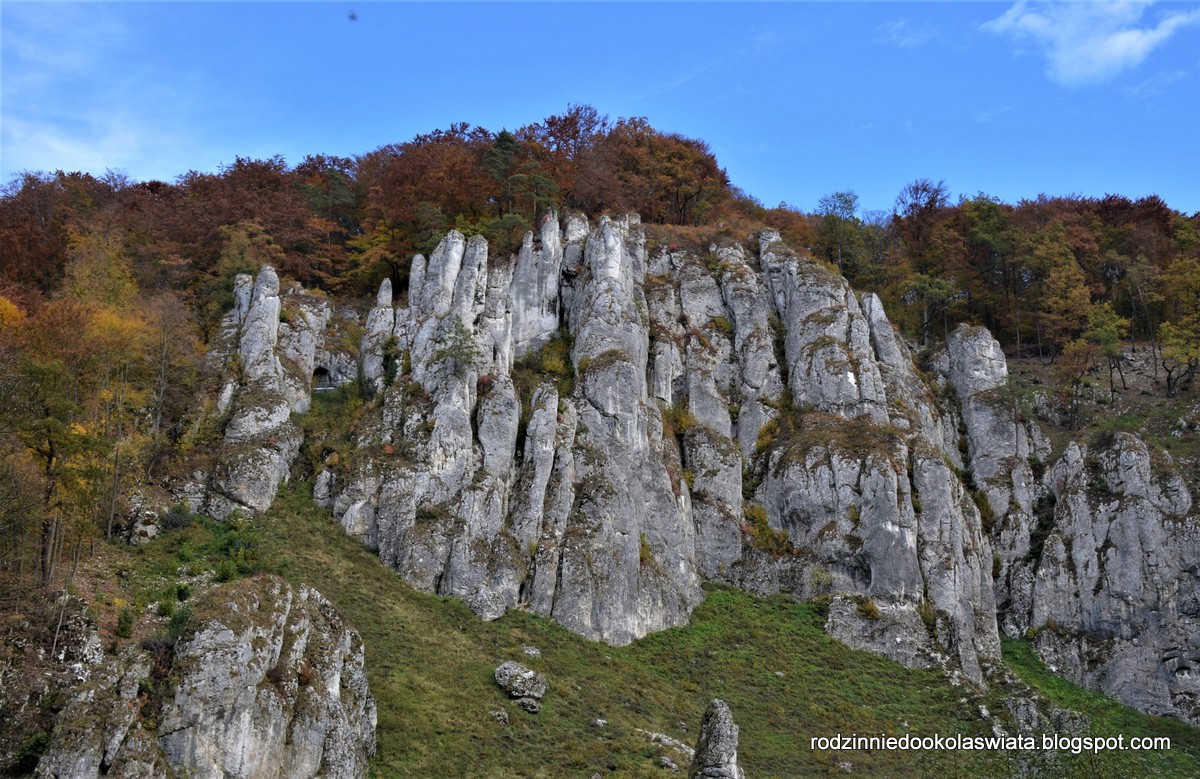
196, 268, 356, 520
931, 325, 1200, 724
159, 576, 377, 778
33, 647, 172, 779
193, 215, 1197, 724
1026, 434, 1199, 723
33, 577, 376, 779
689, 699, 743, 779
939, 325, 1048, 639
319, 216, 1001, 682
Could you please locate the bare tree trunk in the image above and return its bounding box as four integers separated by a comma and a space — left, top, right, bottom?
40, 514, 58, 586
105, 448, 120, 542
50, 539, 82, 660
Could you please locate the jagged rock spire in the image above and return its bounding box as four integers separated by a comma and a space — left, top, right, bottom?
689, 699, 744, 779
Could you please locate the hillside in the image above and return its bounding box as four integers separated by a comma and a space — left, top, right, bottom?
1, 211, 1197, 778
6, 481, 1200, 777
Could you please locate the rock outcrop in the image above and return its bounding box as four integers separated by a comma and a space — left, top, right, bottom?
938, 325, 1048, 638
33, 648, 170, 779
195, 268, 355, 520
158, 576, 377, 778
931, 325, 1200, 724
1026, 434, 1198, 724
33, 576, 376, 779
689, 699, 743, 779
317, 216, 1001, 681
185, 214, 1197, 724
494, 661, 547, 713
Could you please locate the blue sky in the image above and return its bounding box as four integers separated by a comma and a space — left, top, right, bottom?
3, 1, 1199, 215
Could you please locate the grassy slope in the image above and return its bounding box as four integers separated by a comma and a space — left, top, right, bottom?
224, 484, 1197, 779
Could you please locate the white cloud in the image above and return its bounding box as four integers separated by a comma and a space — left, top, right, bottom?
975, 105, 1016, 123
1127, 67, 1190, 95
1, 4, 219, 182
984, 1, 1200, 86
877, 19, 936, 49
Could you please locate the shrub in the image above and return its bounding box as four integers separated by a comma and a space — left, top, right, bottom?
116, 606, 136, 638
265, 662, 289, 692
973, 490, 995, 534
1027, 494, 1058, 562
159, 504, 195, 532
755, 418, 780, 452
664, 404, 697, 438
857, 598, 880, 620
166, 606, 191, 640
918, 599, 937, 630
214, 559, 238, 582
12, 733, 50, 774
742, 504, 792, 557
808, 565, 833, 594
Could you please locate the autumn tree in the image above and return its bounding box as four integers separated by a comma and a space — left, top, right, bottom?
959, 194, 1017, 340
194, 221, 286, 341
1158, 258, 1200, 395
814, 191, 863, 274
145, 293, 201, 445
13, 299, 106, 583
171, 156, 327, 286
1083, 302, 1130, 404
1053, 338, 1097, 429
0, 332, 39, 575
518, 104, 607, 208
575, 117, 729, 225
900, 273, 959, 346
64, 225, 138, 307
893, 178, 951, 274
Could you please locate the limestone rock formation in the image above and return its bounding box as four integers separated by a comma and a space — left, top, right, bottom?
320, 215, 1003, 678
33, 577, 376, 779
185, 214, 1197, 724
494, 661, 547, 713
938, 325, 1048, 639
494, 661, 548, 700
158, 576, 377, 778
1027, 434, 1198, 724
931, 325, 1200, 724
195, 268, 355, 520
33, 648, 170, 779
689, 699, 744, 779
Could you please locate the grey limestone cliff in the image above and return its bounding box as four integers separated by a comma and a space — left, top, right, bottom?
1028, 434, 1198, 723
33, 576, 376, 779
187, 214, 1197, 724
321, 215, 1002, 680
194, 268, 355, 520
937, 324, 1200, 724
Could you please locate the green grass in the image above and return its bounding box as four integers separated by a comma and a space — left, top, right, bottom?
238, 484, 1199, 778
85, 482, 1197, 777
1002, 638, 1200, 778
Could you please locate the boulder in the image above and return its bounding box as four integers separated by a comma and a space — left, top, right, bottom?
494, 661, 547, 700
